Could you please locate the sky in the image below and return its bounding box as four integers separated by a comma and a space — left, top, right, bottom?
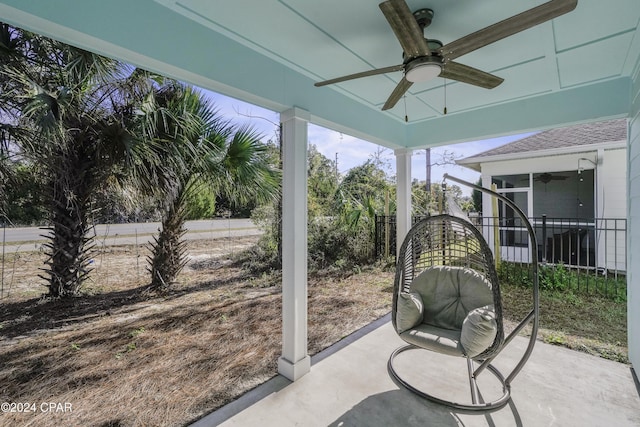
202, 88, 533, 196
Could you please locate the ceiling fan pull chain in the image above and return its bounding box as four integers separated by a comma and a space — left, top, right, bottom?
443, 78, 448, 115
404, 95, 408, 122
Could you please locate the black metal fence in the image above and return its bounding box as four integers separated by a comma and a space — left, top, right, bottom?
375, 214, 627, 299
374, 214, 428, 259
374, 214, 396, 259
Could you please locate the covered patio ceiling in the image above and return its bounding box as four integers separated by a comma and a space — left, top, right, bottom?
0, 0, 637, 149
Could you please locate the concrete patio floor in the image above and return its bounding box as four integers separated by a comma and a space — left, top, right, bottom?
194, 314, 640, 427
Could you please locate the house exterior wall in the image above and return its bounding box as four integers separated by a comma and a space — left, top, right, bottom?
479, 147, 627, 271
480, 152, 597, 177
601, 148, 628, 218
479, 147, 626, 218
628, 64, 640, 371
482, 149, 626, 215
600, 148, 627, 271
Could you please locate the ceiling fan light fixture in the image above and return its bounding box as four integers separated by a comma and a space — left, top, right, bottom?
405, 57, 442, 83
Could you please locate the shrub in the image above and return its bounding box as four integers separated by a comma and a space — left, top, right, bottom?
539, 263, 573, 292
307, 217, 350, 270
247, 206, 376, 273
497, 261, 626, 301
497, 262, 533, 288
185, 185, 216, 220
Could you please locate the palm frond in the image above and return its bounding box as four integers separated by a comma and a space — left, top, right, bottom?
217, 124, 281, 206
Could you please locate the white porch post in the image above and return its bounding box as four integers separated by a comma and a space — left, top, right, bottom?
395, 149, 413, 256
278, 107, 311, 381
481, 174, 495, 257
595, 148, 606, 269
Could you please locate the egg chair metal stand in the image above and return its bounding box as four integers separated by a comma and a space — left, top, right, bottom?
388, 174, 539, 411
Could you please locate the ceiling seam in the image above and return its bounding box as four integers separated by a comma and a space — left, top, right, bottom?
174, 1, 332, 84
276, 0, 405, 88
409, 89, 555, 123
547, 20, 561, 91
621, 16, 640, 75
556, 28, 637, 54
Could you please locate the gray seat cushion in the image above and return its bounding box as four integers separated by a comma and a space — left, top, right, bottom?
400, 323, 464, 357
461, 305, 497, 358
410, 266, 494, 331
395, 266, 498, 358
396, 292, 424, 333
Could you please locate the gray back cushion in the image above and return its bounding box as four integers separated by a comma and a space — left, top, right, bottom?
410, 266, 494, 331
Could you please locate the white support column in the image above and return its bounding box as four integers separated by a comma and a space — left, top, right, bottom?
278, 107, 311, 381
481, 174, 495, 256
595, 149, 606, 270
395, 148, 413, 256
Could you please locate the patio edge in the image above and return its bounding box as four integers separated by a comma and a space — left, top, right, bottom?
190, 312, 392, 426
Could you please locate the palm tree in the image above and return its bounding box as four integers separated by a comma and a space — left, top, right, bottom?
141, 83, 280, 290
0, 23, 158, 298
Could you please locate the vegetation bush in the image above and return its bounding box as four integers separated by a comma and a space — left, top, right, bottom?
240, 203, 280, 272
497, 261, 626, 301
2, 164, 47, 226
539, 263, 573, 292
184, 182, 217, 220
307, 217, 374, 271
307, 218, 350, 270
247, 148, 390, 273
497, 261, 534, 288
248, 206, 375, 273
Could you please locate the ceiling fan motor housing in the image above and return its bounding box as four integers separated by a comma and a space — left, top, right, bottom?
413, 8, 434, 29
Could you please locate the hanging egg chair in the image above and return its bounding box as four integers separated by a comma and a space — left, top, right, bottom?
388, 174, 539, 411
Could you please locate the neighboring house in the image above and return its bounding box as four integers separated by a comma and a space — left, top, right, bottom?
457, 119, 627, 273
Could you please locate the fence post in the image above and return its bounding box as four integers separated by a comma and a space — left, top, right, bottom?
135, 228, 140, 278
385, 191, 390, 258
542, 214, 547, 263
374, 214, 378, 258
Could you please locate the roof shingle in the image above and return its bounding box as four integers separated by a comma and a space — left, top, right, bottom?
464, 119, 627, 159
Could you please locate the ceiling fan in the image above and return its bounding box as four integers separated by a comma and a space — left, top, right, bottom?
520, 173, 569, 184
314, 0, 578, 111
534, 173, 569, 184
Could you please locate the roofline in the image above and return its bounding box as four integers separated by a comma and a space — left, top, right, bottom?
456, 139, 627, 169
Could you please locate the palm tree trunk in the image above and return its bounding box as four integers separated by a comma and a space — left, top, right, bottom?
41, 148, 95, 298
149, 189, 188, 290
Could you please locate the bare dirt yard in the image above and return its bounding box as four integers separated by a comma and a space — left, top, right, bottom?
0, 236, 394, 426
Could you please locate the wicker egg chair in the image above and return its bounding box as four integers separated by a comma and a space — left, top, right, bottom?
388, 174, 539, 411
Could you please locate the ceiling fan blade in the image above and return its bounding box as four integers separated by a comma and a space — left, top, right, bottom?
439, 0, 577, 61
314, 64, 404, 87
379, 0, 430, 59
440, 62, 504, 89
382, 77, 412, 111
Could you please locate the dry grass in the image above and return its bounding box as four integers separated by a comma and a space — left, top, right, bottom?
0, 237, 393, 427
500, 283, 628, 363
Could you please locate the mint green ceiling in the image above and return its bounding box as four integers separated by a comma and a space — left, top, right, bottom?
0, 0, 638, 149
